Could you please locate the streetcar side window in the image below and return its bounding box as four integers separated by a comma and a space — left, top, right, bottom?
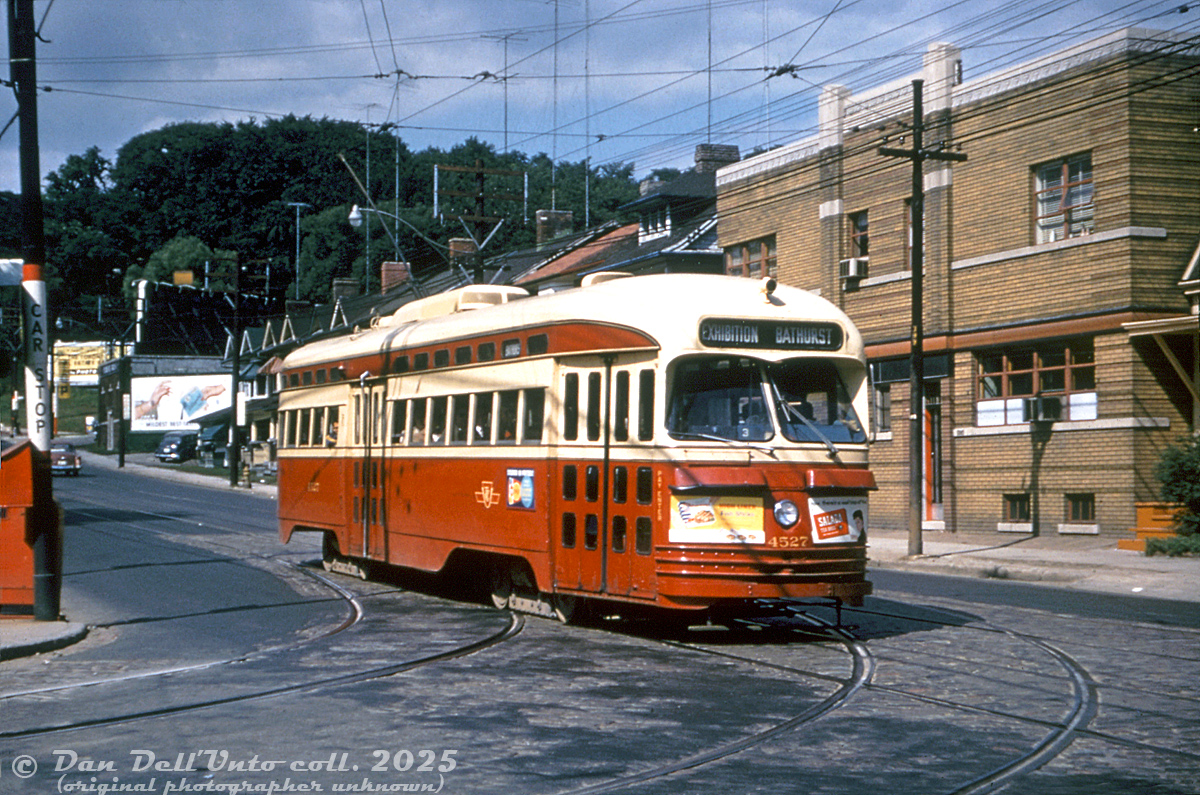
413, 352, 429, 371
636, 467, 653, 505
612, 466, 628, 503
429, 396, 448, 444
326, 407, 340, 447
283, 411, 295, 448
561, 513, 576, 548
638, 369, 655, 441
478, 342, 496, 362
563, 373, 579, 441
635, 517, 653, 555
372, 392, 382, 445
587, 373, 602, 441
562, 466, 577, 500
314, 408, 326, 448
614, 371, 630, 442
298, 409, 311, 447
612, 516, 627, 553
434, 349, 450, 368
497, 390, 519, 444
410, 399, 427, 446
585, 465, 600, 502
474, 392, 494, 443
450, 395, 470, 445
528, 333, 549, 356
522, 388, 545, 444
584, 515, 599, 550
353, 395, 362, 444
455, 345, 472, 365
390, 400, 407, 445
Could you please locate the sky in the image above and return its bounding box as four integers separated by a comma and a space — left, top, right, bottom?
1, 0, 1196, 196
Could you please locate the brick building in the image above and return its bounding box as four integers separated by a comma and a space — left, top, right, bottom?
716, 28, 1199, 538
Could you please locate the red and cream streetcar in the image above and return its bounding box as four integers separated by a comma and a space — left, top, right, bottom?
277, 272, 873, 620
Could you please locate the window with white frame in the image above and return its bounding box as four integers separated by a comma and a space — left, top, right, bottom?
1035, 154, 1094, 243
976, 339, 1096, 426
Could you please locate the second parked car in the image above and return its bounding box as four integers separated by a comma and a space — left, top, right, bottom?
155, 431, 198, 463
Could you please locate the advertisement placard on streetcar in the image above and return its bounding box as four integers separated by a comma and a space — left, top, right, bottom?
807, 495, 867, 545
669, 495, 765, 544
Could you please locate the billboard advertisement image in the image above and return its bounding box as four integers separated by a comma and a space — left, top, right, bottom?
130, 374, 231, 432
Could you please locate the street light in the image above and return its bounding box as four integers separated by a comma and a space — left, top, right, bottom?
285, 201, 311, 300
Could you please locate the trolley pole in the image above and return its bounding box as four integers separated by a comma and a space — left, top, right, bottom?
879, 80, 966, 557
11, 0, 59, 619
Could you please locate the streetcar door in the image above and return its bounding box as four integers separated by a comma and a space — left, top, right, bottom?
553, 359, 649, 599
554, 363, 608, 595
351, 380, 388, 562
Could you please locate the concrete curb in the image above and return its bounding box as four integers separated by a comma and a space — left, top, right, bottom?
0, 621, 88, 661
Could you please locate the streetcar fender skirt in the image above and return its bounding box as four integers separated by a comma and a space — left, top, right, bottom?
654, 544, 871, 607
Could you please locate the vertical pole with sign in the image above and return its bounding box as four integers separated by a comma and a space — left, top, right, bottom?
10, 0, 59, 619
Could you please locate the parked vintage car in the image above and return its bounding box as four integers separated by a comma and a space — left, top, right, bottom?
49, 442, 82, 476
154, 430, 198, 463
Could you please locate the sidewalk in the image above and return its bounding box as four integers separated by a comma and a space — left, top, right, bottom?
867, 526, 1200, 602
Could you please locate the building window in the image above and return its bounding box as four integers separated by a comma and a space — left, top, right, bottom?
1066, 493, 1095, 523
1004, 493, 1031, 522
724, 236, 776, 278
873, 383, 891, 435
1036, 153, 1093, 243
976, 339, 1096, 426
848, 210, 869, 258
640, 208, 671, 242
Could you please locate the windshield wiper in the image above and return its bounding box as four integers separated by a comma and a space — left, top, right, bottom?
670, 430, 775, 456
770, 383, 841, 461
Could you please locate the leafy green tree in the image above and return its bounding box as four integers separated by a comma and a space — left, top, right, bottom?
1155, 435, 1200, 536
125, 235, 238, 295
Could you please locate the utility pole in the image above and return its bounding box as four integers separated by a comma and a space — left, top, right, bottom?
285, 202, 310, 300
10, 0, 59, 620
434, 160, 523, 283
879, 79, 966, 557
228, 257, 242, 488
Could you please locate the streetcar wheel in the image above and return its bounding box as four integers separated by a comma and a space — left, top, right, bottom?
321, 534, 338, 572
552, 594, 579, 624
489, 564, 513, 609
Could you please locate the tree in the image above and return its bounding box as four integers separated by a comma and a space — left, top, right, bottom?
125, 236, 238, 295
1155, 435, 1200, 537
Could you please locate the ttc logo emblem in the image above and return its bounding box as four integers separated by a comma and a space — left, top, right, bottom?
475, 481, 500, 508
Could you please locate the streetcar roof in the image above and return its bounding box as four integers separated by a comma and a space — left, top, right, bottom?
281, 273, 864, 371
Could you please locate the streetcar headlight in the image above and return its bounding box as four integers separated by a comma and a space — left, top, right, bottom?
773, 499, 800, 528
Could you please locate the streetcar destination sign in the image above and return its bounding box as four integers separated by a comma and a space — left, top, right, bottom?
699, 318, 843, 351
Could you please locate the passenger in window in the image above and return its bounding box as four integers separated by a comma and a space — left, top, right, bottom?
325, 421, 339, 447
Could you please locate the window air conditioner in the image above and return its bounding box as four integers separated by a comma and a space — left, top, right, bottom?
839, 257, 868, 280
1023, 395, 1062, 423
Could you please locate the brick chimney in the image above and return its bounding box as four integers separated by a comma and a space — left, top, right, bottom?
380, 261, 411, 295
694, 143, 740, 173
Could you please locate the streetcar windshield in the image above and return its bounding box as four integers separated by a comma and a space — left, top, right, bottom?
667, 356, 866, 446
768, 358, 866, 444
668, 357, 772, 442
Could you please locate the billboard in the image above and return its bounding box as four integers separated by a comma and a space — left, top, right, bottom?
130, 374, 231, 432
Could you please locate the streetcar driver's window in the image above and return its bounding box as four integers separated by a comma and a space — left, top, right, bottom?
768, 359, 867, 444
667, 357, 772, 442
326, 407, 341, 447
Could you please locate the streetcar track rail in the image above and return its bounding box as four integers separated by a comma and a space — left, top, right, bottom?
556, 611, 875, 794
0, 611, 524, 740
